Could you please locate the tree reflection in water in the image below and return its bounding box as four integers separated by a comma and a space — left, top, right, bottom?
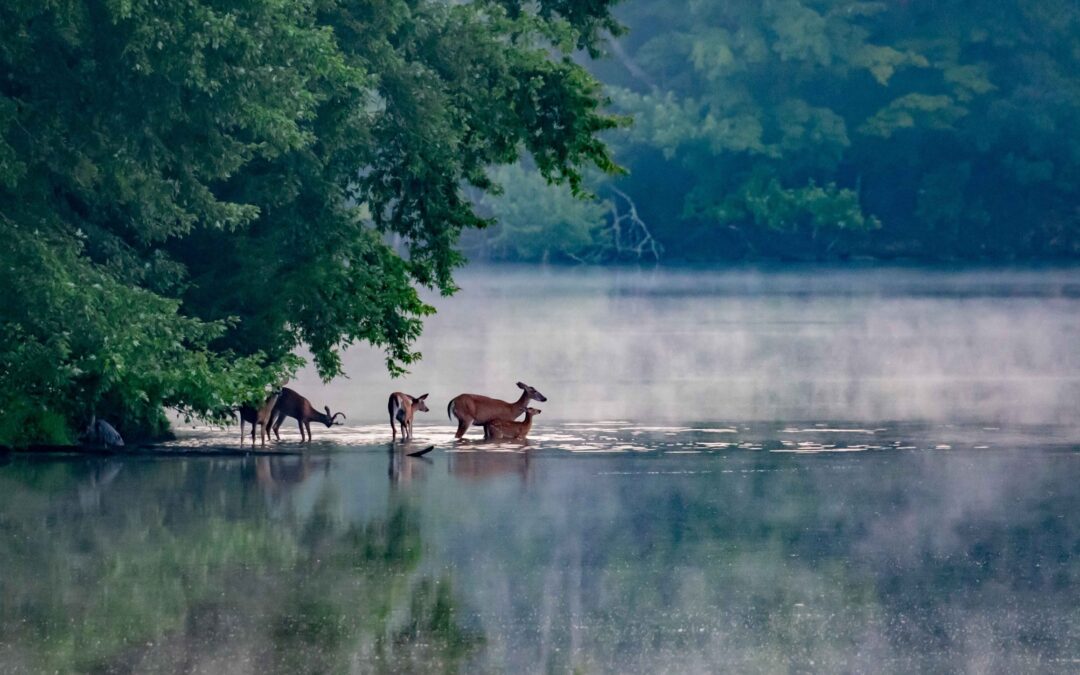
0, 456, 482, 674
0, 442, 1077, 673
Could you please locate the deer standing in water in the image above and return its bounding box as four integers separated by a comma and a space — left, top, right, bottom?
268, 387, 345, 442
483, 407, 541, 441
388, 392, 429, 441
447, 382, 547, 439
236, 391, 281, 445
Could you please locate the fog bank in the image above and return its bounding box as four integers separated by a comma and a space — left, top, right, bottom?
291, 265, 1080, 426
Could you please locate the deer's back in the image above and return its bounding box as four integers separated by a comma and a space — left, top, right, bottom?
275, 388, 312, 418
454, 393, 519, 422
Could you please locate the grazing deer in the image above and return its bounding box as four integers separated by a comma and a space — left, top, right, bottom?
388, 392, 429, 441
447, 382, 547, 439
237, 391, 281, 445
268, 387, 345, 442
483, 407, 541, 441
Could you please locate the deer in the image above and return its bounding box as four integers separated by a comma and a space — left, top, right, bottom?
236, 391, 281, 445
268, 387, 345, 442
447, 382, 547, 439
483, 407, 541, 441
388, 392, 429, 441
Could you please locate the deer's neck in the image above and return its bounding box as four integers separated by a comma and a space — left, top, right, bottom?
513, 391, 530, 410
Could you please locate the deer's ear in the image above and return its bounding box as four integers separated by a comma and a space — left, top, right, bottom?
517, 382, 526, 389
324, 406, 331, 416
418, 393, 429, 400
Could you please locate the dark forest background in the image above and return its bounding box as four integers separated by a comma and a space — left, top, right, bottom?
463, 0, 1080, 263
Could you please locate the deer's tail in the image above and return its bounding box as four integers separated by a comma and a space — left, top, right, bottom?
447, 397, 456, 421
388, 394, 399, 424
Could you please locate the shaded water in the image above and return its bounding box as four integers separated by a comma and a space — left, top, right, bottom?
4, 267, 1080, 673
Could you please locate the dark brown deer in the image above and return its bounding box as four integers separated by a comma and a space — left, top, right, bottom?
268, 387, 345, 442
388, 392, 429, 441
236, 391, 281, 445
483, 407, 541, 441
447, 382, 547, 439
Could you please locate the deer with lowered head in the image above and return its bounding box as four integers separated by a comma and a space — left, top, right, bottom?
236, 390, 282, 446
447, 382, 547, 439
388, 392, 429, 441
483, 407, 541, 441
268, 387, 345, 442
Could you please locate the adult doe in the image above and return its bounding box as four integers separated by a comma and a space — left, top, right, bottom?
447, 382, 547, 439
388, 392, 429, 441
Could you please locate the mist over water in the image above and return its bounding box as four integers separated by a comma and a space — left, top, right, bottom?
6, 266, 1078, 673
289, 265, 1080, 427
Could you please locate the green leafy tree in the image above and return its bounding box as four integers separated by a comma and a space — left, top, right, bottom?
463, 164, 610, 262
593, 0, 1080, 260
0, 0, 623, 445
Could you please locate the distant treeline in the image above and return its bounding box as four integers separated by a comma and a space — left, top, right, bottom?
465, 0, 1080, 263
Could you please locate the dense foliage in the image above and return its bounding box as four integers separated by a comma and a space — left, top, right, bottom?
0, 0, 622, 445
471, 0, 1080, 262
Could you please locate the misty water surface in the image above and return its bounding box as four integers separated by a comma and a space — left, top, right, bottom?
1, 429, 1078, 673
283, 265, 1080, 427
3, 266, 1079, 673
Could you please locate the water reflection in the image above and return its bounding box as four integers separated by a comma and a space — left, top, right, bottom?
251, 455, 330, 495
388, 448, 431, 487
0, 455, 481, 674
0, 428, 1077, 673
447, 449, 531, 484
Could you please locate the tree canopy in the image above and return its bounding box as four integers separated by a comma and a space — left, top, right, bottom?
468, 0, 1080, 262
0, 0, 623, 446
605, 0, 1080, 261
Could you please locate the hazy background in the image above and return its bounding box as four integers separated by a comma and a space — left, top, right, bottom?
284, 265, 1080, 426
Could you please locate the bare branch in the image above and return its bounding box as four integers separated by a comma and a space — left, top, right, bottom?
608, 37, 659, 92
606, 187, 661, 262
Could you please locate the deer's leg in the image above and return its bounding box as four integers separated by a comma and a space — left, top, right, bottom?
272, 413, 284, 440
305, 421, 312, 442
455, 417, 472, 439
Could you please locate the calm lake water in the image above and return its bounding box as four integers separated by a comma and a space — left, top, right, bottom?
2, 266, 1079, 673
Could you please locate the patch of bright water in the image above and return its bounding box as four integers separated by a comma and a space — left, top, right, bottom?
164, 420, 1080, 455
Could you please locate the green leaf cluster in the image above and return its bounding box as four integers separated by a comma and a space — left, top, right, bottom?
463, 163, 611, 263
0, 0, 624, 445
591, 0, 1080, 260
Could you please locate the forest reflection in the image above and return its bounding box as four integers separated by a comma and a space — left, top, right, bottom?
0, 456, 481, 674
0, 439, 1076, 673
